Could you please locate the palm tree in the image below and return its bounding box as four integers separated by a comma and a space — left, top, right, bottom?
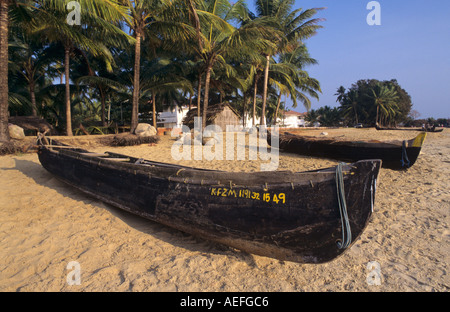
214, 52, 256, 127
305, 108, 319, 125
335, 86, 346, 104
188, 0, 277, 130
248, 59, 264, 126
1, 0, 39, 140
77, 48, 136, 125
339, 89, 360, 125
269, 62, 296, 124
272, 45, 321, 122
119, 0, 152, 133
76, 60, 129, 127
9, 31, 60, 117
32, 0, 131, 135
317, 105, 341, 127
140, 56, 194, 128
368, 83, 399, 126
252, 0, 323, 125
119, 0, 198, 133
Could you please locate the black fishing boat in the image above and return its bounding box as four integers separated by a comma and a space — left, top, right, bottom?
37, 138, 381, 264
375, 124, 443, 133
268, 131, 426, 170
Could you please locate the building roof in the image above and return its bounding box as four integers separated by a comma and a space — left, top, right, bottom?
182, 102, 240, 128
283, 111, 307, 117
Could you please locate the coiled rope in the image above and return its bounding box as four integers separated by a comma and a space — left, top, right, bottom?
336, 163, 352, 249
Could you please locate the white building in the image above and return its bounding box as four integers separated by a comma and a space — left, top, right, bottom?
157, 106, 192, 128
279, 111, 307, 128
241, 114, 266, 128
240, 111, 307, 128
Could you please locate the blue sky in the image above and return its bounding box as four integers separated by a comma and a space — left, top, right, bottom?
248, 0, 450, 119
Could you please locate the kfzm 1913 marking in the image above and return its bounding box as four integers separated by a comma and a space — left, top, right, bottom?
210, 187, 286, 204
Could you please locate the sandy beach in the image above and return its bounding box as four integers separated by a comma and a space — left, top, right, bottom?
0, 128, 448, 292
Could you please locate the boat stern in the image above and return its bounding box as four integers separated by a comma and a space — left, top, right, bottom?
412, 132, 427, 148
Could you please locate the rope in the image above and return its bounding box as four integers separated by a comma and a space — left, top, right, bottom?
176, 168, 185, 176
401, 140, 410, 168
336, 163, 352, 249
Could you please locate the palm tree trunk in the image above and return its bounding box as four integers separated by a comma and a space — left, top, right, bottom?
189, 0, 203, 124
29, 81, 37, 117
131, 31, 142, 133
188, 93, 192, 111
197, 74, 202, 119
64, 45, 73, 136
354, 106, 359, 124
25, 64, 38, 116
252, 74, 258, 127
187, 0, 203, 52
99, 86, 106, 126
0, 0, 9, 142
260, 54, 270, 126
242, 93, 247, 127
202, 62, 213, 131
375, 105, 379, 126
152, 92, 157, 128
274, 91, 282, 126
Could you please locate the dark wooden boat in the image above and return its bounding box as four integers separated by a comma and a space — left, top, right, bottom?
375, 124, 444, 133
268, 131, 426, 170
37, 138, 381, 264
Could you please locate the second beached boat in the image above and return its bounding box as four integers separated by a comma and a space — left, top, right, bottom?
267, 131, 426, 170
375, 124, 444, 133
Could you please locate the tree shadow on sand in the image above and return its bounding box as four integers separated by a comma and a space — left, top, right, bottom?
10, 157, 262, 268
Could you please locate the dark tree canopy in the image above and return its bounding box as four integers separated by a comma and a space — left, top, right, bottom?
336, 79, 412, 127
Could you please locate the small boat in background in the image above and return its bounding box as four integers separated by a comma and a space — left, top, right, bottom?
37, 138, 381, 264
268, 131, 427, 170
426, 128, 444, 133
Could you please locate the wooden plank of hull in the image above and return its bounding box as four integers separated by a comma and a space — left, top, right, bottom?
269, 132, 426, 170
37, 142, 381, 264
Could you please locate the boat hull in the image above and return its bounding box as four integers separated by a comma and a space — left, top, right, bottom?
376, 125, 443, 133
37, 143, 381, 263
269, 132, 426, 170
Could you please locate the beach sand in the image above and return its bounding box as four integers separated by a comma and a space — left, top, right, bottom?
0, 128, 448, 292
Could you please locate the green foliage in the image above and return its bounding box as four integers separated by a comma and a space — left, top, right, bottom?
251, 0, 324, 124
306, 105, 341, 127
5, 0, 323, 134
336, 79, 412, 127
